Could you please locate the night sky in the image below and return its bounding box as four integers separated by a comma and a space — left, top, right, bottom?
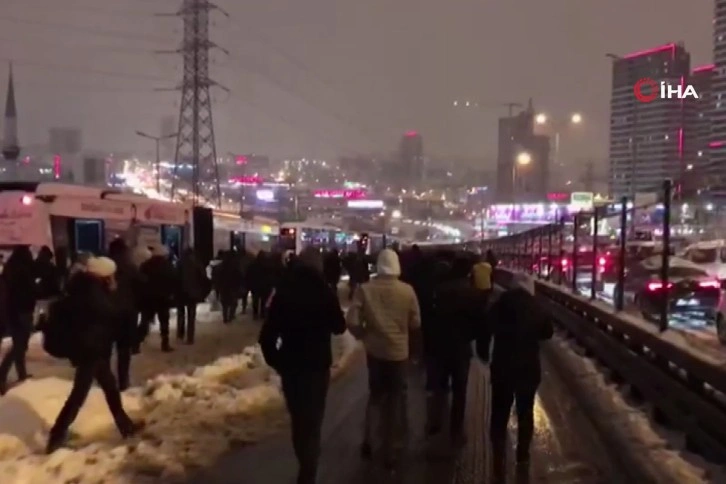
0, 0, 712, 167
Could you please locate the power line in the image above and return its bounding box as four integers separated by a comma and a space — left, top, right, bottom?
0, 15, 174, 44
221, 25, 409, 136
7, 1, 156, 18
220, 54, 380, 146
0, 56, 175, 83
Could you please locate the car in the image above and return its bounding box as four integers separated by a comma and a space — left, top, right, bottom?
679, 240, 726, 286
622, 256, 721, 325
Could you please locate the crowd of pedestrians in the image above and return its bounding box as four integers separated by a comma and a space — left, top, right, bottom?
260, 244, 553, 484
0, 240, 290, 454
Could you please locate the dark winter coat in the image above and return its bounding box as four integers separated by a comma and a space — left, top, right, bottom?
323, 251, 342, 285
35, 255, 61, 300
217, 253, 244, 300
247, 253, 273, 294
139, 255, 176, 309
429, 277, 489, 360
3, 257, 37, 317
477, 287, 553, 387
177, 255, 211, 304
64, 272, 121, 364
259, 264, 346, 373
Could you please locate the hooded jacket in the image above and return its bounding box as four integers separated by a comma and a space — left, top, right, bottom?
477, 273, 553, 386
65, 271, 121, 363
346, 249, 421, 361
259, 260, 346, 372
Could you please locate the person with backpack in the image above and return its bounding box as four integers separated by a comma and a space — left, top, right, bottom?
138, 245, 176, 352
45, 256, 144, 454
175, 248, 211, 343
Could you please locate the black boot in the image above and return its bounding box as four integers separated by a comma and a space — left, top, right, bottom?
161, 337, 174, 353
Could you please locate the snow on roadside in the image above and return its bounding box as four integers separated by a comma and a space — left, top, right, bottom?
0, 334, 359, 484
552, 335, 725, 483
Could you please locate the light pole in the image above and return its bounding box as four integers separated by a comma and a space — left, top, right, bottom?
136, 130, 177, 194
534, 112, 583, 174
513, 151, 532, 202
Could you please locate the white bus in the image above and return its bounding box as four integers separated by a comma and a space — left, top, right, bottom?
278, 221, 389, 255
0, 182, 276, 261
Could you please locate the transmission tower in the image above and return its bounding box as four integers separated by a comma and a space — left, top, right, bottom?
158, 0, 229, 207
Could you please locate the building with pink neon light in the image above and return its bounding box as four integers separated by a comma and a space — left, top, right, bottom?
608, 42, 694, 198
691, 65, 714, 176
710, 1, 726, 194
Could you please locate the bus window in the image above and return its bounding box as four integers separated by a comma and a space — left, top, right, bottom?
75, 220, 103, 255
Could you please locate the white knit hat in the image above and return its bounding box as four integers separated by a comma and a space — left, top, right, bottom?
131, 246, 153, 267
376, 249, 401, 276
86, 257, 117, 278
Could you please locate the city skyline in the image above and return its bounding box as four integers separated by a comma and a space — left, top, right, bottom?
0, 1, 713, 166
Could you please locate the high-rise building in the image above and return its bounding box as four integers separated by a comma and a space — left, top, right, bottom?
689, 64, 714, 191
399, 131, 424, 186
496, 100, 549, 202
608, 42, 694, 199
712, 2, 726, 176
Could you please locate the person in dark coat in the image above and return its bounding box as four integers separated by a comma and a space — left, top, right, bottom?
238, 250, 253, 314
248, 251, 273, 320
35, 246, 61, 300
176, 248, 211, 342
217, 250, 243, 323
138, 245, 177, 352
108, 239, 146, 390
426, 256, 487, 447
323, 249, 342, 292
46, 257, 143, 453
259, 247, 346, 484
0, 246, 38, 394
477, 272, 553, 478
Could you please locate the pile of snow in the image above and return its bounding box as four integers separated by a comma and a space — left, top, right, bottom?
551, 336, 726, 483
0, 334, 359, 483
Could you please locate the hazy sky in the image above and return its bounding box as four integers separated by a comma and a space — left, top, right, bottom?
0, 0, 712, 166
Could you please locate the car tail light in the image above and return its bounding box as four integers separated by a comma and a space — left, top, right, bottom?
698, 280, 720, 289
647, 281, 673, 291
598, 257, 606, 266
561, 258, 568, 267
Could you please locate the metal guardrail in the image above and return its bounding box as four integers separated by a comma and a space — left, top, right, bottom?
495, 268, 726, 464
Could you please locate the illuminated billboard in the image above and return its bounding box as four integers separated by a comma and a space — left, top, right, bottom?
347, 200, 384, 209
313, 189, 366, 199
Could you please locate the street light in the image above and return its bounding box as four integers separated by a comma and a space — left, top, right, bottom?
534, 112, 583, 174
513, 151, 532, 201
136, 130, 177, 194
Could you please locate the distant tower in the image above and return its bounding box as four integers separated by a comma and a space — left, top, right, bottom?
161, 0, 228, 207
2, 63, 19, 162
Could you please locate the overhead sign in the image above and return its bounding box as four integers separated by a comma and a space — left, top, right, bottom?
570, 192, 594, 210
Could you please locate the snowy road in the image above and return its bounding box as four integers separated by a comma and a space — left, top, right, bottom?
188, 349, 645, 483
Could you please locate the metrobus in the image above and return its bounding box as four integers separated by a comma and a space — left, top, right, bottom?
278, 221, 390, 255
0, 182, 276, 263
